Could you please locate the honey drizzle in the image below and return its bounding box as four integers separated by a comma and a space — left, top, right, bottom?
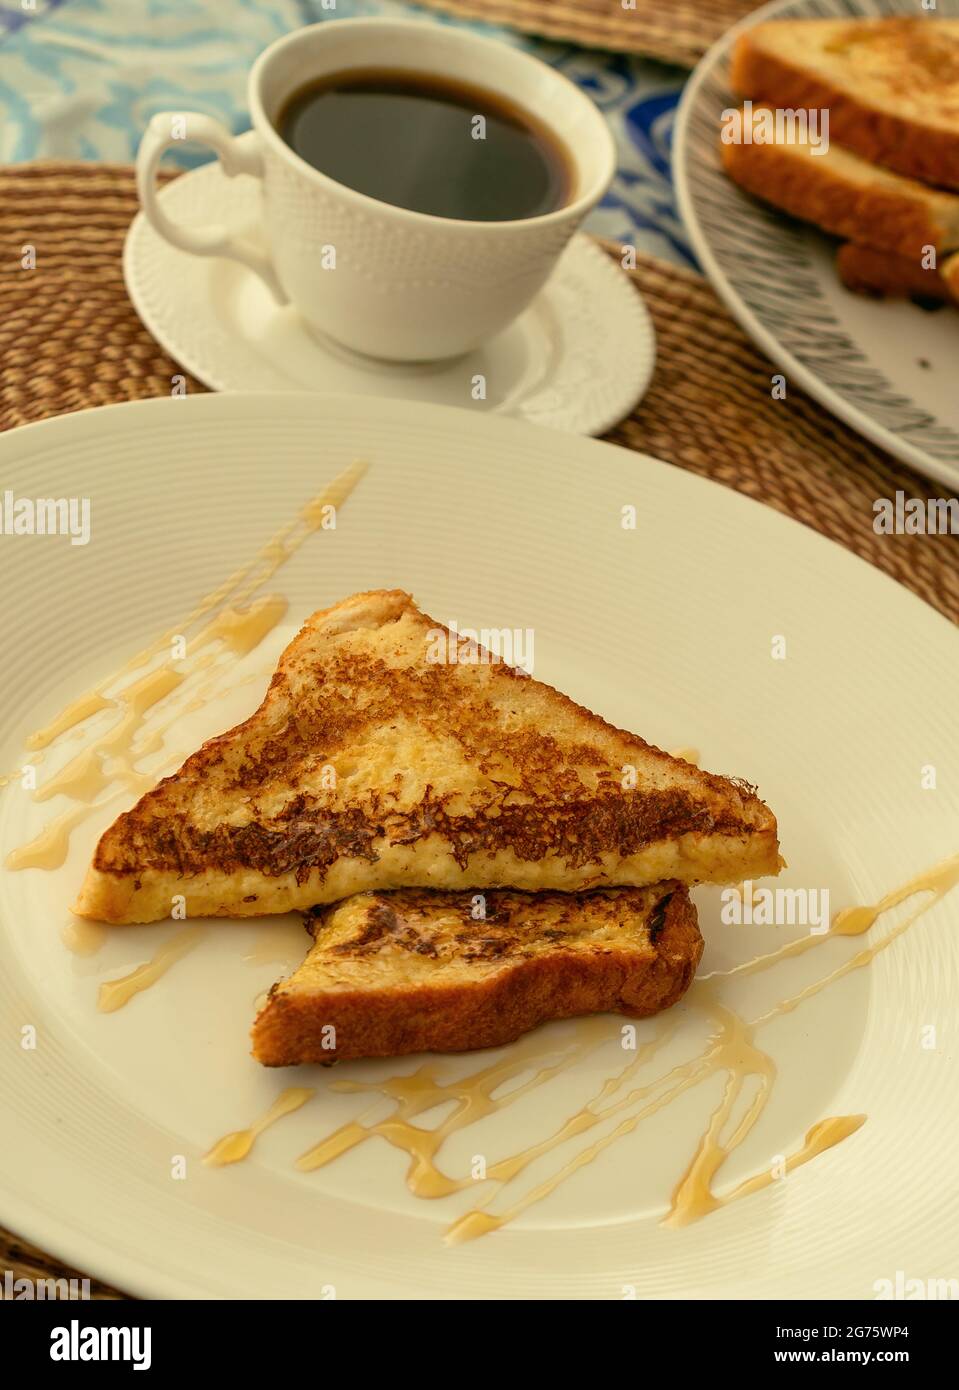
24, 664, 269, 869
445, 993, 763, 1243
6, 804, 100, 872
5, 458, 366, 872
204, 1088, 315, 1167
682, 1113, 867, 1223
32, 667, 184, 806
296, 1020, 612, 1195
296, 851, 959, 1242
61, 917, 107, 957
0, 757, 41, 790
24, 461, 365, 753
97, 925, 207, 1012
27, 691, 111, 752
5, 611, 270, 871
6, 750, 183, 871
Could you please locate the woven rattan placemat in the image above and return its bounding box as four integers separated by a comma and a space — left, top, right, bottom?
1, 161, 957, 1299
412, 0, 762, 67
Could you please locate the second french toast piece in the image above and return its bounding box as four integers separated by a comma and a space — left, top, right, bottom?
252, 882, 703, 1065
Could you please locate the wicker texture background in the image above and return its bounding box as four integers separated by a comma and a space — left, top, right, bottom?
0, 161, 957, 1299
2, 163, 957, 624
412, 0, 763, 67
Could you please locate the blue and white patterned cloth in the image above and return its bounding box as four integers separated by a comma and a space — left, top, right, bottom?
0, 0, 693, 266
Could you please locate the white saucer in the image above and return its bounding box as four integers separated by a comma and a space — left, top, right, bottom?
124, 136, 655, 435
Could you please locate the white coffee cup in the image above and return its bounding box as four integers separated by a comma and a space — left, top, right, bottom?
136, 18, 616, 361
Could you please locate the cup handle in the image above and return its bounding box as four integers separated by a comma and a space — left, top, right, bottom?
136, 112, 287, 304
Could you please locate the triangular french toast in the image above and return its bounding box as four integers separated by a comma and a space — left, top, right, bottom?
253, 883, 703, 1065
74, 590, 779, 924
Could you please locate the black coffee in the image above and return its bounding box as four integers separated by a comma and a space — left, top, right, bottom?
276, 68, 572, 222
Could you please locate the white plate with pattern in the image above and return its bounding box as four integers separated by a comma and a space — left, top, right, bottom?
124, 134, 654, 437
675, 0, 959, 490
0, 393, 957, 1299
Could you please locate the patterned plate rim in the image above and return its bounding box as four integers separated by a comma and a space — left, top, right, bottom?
673, 0, 959, 490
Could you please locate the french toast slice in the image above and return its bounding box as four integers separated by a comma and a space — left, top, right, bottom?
721, 106, 959, 258
252, 883, 703, 1065
74, 589, 779, 924
730, 18, 959, 190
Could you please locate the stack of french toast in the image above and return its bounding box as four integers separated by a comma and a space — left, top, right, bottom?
74, 591, 780, 1065
722, 16, 959, 308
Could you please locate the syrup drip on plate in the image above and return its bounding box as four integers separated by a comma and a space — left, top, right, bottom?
4, 462, 367, 870
60, 917, 107, 957
285, 851, 959, 1242
97, 925, 208, 1013
204, 1088, 315, 1166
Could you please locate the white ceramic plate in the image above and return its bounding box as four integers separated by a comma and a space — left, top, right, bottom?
1, 394, 957, 1300
675, 0, 959, 489
124, 135, 655, 437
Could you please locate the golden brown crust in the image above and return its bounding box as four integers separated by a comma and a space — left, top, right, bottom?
720, 122, 955, 258
836, 241, 956, 304
74, 590, 779, 924
251, 883, 703, 1066
731, 20, 959, 190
